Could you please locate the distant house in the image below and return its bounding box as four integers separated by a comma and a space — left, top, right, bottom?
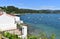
0, 11, 27, 39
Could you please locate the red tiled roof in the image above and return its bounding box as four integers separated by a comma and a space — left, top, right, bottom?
0, 12, 3, 16
0, 12, 16, 17
7, 14, 16, 17
0, 14, 3, 16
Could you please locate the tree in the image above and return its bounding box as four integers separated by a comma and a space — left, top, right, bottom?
28, 35, 37, 39
50, 33, 56, 39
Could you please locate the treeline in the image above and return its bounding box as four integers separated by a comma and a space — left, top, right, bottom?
0, 6, 60, 14
0, 6, 39, 14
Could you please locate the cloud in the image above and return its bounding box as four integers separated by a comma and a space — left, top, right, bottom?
39, 6, 60, 10
17, 6, 60, 10
17, 6, 37, 10
18, 6, 60, 10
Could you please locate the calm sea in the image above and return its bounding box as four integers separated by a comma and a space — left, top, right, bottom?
20, 14, 60, 39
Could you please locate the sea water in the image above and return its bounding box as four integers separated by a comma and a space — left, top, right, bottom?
20, 14, 60, 39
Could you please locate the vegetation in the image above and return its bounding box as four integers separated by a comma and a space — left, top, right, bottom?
17, 23, 22, 30
3, 32, 21, 39
0, 6, 60, 14
1, 31, 56, 39
28, 32, 56, 39
50, 33, 56, 39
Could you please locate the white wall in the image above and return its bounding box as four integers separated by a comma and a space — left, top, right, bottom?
15, 16, 20, 22
0, 14, 15, 24
22, 26, 27, 39
0, 14, 17, 31
0, 24, 16, 31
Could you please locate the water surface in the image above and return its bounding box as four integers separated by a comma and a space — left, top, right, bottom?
20, 14, 60, 39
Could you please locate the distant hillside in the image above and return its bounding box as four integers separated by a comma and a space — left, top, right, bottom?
0, 6, 60, 14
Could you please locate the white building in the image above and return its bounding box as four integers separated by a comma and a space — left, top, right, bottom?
0, 11, 27, 39
0, 12, 19, 31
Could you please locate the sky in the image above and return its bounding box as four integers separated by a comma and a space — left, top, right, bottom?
0, 0, 60, 10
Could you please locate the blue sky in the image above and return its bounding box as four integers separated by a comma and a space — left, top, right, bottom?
0, 0, 60, 10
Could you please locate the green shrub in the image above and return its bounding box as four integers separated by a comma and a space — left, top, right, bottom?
27, 35, 37, 39
50, 33, 56, 39
27, 32, 56, 39
3, 32, 22, 39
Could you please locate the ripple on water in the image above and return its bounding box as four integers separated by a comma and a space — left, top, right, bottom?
20, 14, 60, 39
